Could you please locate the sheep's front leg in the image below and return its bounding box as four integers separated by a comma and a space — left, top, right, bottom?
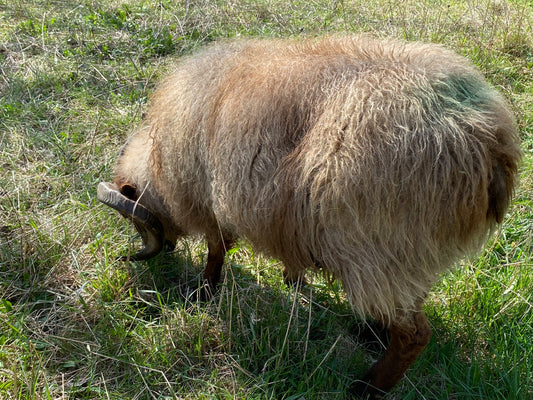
203, 235, 233, 291
353, 311, 431, 398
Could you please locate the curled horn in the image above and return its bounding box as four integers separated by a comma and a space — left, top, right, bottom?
97, 182, 164, 260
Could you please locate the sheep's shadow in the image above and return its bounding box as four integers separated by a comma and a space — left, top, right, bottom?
125, 245, 392, 399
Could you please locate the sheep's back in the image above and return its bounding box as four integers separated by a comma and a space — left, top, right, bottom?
149, 36, 520, 320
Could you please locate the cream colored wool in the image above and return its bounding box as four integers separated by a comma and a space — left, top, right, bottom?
116, 35, 520, 324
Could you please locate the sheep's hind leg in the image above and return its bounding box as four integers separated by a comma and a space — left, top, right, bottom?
352, 311, 431, 398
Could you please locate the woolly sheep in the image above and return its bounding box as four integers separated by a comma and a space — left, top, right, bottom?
97, 35, 521, 397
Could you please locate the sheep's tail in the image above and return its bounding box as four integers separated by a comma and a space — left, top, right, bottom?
488, 162, 513, 224
487, 117, 522, 225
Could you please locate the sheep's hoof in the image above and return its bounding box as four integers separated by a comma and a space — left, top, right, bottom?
198, 281, 218, 302
349, 378, 383, 399
184, 282, 217, 303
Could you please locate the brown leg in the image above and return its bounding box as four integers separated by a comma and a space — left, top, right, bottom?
202, 234, 233, 290
352, 311, 432, 398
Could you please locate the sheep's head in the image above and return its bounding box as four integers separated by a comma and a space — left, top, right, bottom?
97, 128, 181, 260
97, 181, 167, 260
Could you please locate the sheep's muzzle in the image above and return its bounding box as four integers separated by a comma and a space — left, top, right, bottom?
97, 182, 164, 260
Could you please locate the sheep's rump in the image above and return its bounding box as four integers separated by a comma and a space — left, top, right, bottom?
149, 35, 520, 321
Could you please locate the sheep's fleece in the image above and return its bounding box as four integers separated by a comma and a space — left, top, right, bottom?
101, 35, 521, 396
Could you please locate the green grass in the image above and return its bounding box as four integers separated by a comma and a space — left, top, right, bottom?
1, 0, 532, 399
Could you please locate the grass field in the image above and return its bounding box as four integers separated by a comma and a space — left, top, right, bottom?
1, 0, 532, 399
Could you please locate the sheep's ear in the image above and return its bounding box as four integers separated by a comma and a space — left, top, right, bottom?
118, 183, 138, 201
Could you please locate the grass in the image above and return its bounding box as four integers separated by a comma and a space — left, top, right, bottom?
0, 0, 532, 398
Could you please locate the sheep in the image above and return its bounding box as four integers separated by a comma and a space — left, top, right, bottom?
97, 35, 521, 397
